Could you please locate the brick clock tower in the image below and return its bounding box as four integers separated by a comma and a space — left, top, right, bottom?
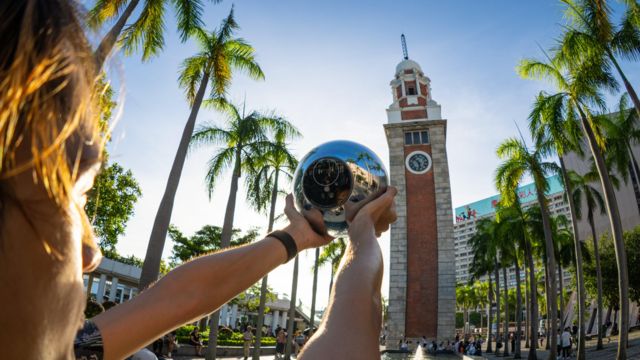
383, 49, 456, 345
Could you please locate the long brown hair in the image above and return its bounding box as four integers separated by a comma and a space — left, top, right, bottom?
0, 1, 105, 254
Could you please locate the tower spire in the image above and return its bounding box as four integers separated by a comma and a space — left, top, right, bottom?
401, 34, 409, 60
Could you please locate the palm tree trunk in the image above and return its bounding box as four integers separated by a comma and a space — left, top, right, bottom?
515, 257, 523, 359
487, 276, 494, 353
284, 256, 299, 360
328, 265, 335, 300
576, 104, 629, 360
535, 189, 558, 360
525, 264, 530, 349
607, 49, 640, 118
626, 145, 640, 215
206, 151, 242, 360
503, 266, 510, 356
253, 171, 280, 360
526, 240, 539, 360
310, 247, 320, 327
589, 213, 605, 351
544, 261, 551, 351
558, 157, 586, 359
494, 261, 502, 356
93, 0, 141, 69
139, 72, 210, 290
558, 267, 564, 329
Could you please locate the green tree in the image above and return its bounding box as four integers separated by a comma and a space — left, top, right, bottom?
558, 0, 640, 117
518, 48, 630, 357
495, 137, 560, 359
456, 284, 476, 336
496, 202, 531, 359
139, 8, 264, 291
317, 238, 347, 300
86, 162, 142, 254
168, 224, 258, 265
189, 101, 294, 360
88, 0, 221, 68
245, 118, 300, 360
584, 226, 640, 310
569, 169, 607, 349
469, 218, 500, 354
596, 94, 640, 214
169, 223, 256, 331
528, 88, 588, 358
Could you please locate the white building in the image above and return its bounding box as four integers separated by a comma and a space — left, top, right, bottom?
83, 257, 311, 330
453, 175, 572, 287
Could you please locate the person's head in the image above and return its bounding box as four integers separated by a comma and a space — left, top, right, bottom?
101, 300, 117, 311
194, 328, 199, 333
0, 1, 105, 358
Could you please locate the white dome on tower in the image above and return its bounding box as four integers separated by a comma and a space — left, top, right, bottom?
395, 59, 422, 75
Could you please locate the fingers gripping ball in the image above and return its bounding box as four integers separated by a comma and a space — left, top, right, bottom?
292, 140, 389, 236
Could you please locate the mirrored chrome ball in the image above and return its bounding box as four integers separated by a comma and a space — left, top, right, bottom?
293, 140, 388, 236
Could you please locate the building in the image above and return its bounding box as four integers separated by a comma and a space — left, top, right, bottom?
563, 127, 640, 333
453, 175, 572, 287
83, 257, 310, 330
384, 40, 456, 346
84, 257, 141, 304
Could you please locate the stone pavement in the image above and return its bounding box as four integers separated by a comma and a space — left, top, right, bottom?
477, 329, 640, 359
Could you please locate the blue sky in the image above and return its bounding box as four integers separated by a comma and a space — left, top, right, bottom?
99, 0, 638, 312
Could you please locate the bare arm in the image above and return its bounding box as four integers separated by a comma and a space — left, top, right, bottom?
300, 188, 397, 360
93, 195, 330, 360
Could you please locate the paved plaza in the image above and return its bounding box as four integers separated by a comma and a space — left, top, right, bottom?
476, 329, 640, 360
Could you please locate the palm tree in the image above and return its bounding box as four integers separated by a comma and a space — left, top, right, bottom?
139, 9, 264, 291
558, 0, 640, 117
597, 94, 640, 214
88, 0, 221, 68
528, 90, 588, 358
456, 284, 475, 336
569, 169, 607, 349
284, 255, 299, 360
473, 281, 490, 337
495, 137, 561, 359
551, 215, 575, 330
496, 203, 530, 359
189, 103, 292, 360
469, 218, 500, 353
246, 123, 300, 360
317, 238, 347, 298
519, 49, 630, 358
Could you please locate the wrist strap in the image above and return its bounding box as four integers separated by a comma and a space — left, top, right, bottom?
268, 230, 298, 263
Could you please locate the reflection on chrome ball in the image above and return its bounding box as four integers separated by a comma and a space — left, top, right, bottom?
292, 140, 388, 236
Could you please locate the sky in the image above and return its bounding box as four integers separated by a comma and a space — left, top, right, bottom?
97, 0, 638, 315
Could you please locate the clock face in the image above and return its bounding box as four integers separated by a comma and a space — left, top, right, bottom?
405, 151, 432, 174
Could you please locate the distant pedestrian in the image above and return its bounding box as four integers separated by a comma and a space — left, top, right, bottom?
561, 328, 572, 360
275, 329, 286, 359
243, 326, 253, 360
189, 327, 203, 356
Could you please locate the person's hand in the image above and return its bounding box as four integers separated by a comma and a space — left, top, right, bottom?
282, 194, 333, 251
348, 186, 398, 238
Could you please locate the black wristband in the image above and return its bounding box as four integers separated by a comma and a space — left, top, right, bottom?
268, 230, 298, 263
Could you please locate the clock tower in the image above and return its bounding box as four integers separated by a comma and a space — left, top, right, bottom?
383, 41, 455, 345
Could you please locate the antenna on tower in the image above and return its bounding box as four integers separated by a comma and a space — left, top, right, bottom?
401, 34, 409, 60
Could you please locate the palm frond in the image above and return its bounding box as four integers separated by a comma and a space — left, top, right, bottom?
171, 0, 205, 42
204, 147, 235, 198
178, 53, 207, 103
88, 0, 129, 29
119, 0, 167, 61
190, 124, 233, 150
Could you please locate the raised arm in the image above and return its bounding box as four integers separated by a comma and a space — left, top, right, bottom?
300, 187, 397, 360
93, 195, 331, 360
